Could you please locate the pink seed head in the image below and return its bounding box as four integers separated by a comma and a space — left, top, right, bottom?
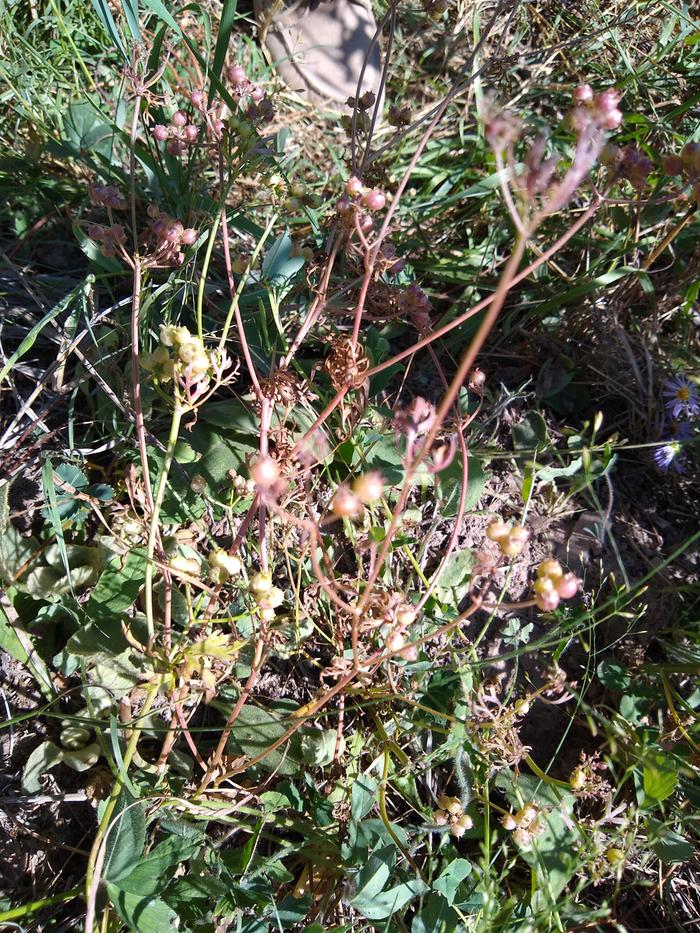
227, 64, 247, 83
250, 456, 280, 489
363, 189, 386, 211
171, 110, 188, 127
600, 108, 623, 130
190, 89, 206, 108
555, 572, 580, 600
572, 84, 593, 105
153, 124, 169, 141
346, 176, 363, 197
184, 124, 199, 143
164, 221, 184, 244
181, 228, 198, 245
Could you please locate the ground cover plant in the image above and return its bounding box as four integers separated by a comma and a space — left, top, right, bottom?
1, 0, 700, 930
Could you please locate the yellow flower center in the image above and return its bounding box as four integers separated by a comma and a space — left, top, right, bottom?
677, 386, 690, 401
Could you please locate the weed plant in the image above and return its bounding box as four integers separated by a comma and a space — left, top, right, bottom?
1, 1, 699, 931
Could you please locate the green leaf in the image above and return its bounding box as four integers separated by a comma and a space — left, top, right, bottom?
62, 100, 114, 157
512, 411, 548, 451
261, 231, 305, 287
300, 728, 337, 767
351, 775, 378, 820
120, 0, 141, 42
647, 820, 694, 864
107, 885, 180, 933
412, 892, 462, 933
21, 741, 64, 793
353, 878, 429, 921
0, 604, 54, 700
208, 0, 239, 102
643, 753, 678, 804
496, 773, 578, 902
433, 859, 472, 905
90, 546, 146, 608
113, 837, 201, 896
101, 790, 146, 884
226, 702, 303, 775
0, 522, 39, 582
91, 0, 128, 59
350, 845, 395, 904
597, 659, 631, 690
438, 452, 488, 518
433, 549, 474, 605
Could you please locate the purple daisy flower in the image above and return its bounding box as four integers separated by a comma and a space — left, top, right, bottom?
652, 422, 693, 473
662, 374, 699, 419
653, 441, 686, 473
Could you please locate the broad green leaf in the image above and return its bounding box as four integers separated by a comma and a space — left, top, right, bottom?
300, 728, 338, 767
512, 411, 548, 451
433, 858, 472, 905
226, 702, 303, 775
21, 740, 99, 792
101, 789, 146, 884
647, 820, 694, 863
107, 885, 180, 933
438, 452, 488, 518
353, 878, 429, 920
351, 775, 378, 820
261, 231, 305, 287
643, 754, 678, 803
0, 523, 39, 582
433, 549, 474, 605
412, 892, 462, 933
113, 837, 201, 896
86, 549, 147, 623
21, 741, 64, 792
597, 659, 631, 690
350, 845, 395, 905
0, 604, 54, 700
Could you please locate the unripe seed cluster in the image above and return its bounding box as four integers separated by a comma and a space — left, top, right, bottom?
141, 324, 212, 384
486, 520, 530, 557
500, 802, 545, 848
433, 795, 473, 838
532, 558, 580, 612
249, 571, 284, 622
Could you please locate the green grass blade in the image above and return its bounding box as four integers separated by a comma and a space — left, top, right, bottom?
119, 0, 141, 43
91, 0, 128, 60
208, 0, 239, 104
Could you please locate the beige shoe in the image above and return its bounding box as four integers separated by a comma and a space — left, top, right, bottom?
255, 0, 383, 107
